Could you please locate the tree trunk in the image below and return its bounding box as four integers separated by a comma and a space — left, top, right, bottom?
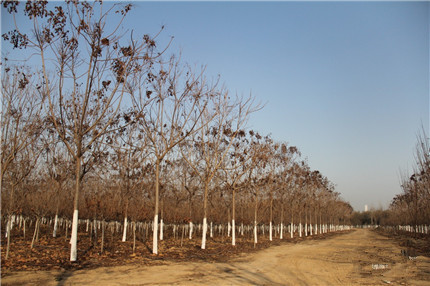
152, 159, 160, 254
53, 186, 61, 238
53, 213, 59, 238
305, 209, 308, 237
314, 207, 318, 235
101, 220, 105, 254
290, 215, 294, 239
31, 217, 40, 249
280, 203, 284, 240
201, 181, 209, 249
202, 217, 208, 249
5, 183, 16, 260
160, 199, 165, 241
23, 218, 26, 240
269, 197, 273, 241
299, 210, 302, 238
93, 218, 98, 246
181, 224, 185, 247
133, 221, 136, 254
232, 187, 236, 246
70, 155, 82, 262
159, 218, 164, 241
122, 216, 128, 242
5, 215, 11, 259
188, 191, 193, 238
254, 190, 258, 246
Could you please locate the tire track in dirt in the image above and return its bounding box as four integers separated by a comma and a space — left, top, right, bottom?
2, 229, 430, 285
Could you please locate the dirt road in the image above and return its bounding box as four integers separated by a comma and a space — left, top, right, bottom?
2, 229, 430, 285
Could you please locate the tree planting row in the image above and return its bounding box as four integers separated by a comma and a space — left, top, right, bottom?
1, 1, 353, 263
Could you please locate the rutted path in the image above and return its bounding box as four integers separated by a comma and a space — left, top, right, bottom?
3, 229, 430, 285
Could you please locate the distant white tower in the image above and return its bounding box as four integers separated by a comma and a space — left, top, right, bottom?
364, 205, 368, 212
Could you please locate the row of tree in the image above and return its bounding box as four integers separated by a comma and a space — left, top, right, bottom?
350, 128, 430, 231
1, 1, 353, 262
389, 127, 430, 228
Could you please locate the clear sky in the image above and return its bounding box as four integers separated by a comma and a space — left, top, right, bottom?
2, 1, 429, 211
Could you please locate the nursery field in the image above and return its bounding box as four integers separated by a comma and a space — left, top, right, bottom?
1, 2, 429, 286
2, 228, 430, 285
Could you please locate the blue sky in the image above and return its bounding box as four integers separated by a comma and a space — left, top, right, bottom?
2, 1, 429, 211
129, 1, 429, 211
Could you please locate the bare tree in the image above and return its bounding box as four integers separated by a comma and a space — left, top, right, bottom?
181, 91, 258, 249
270, 143, 300, 240
244, 132, 271, 245
130, 55, 216, 254
221, 130, 253, 246
1, 65, 45, 260
391, 126, 430, 227
38, 127, 74, 238
105, 115, 147, 242
2, 1, 163, 261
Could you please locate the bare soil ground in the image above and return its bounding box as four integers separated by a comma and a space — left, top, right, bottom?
2, 228, 430, 285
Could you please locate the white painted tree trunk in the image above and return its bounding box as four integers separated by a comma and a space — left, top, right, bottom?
122, 217, 128, 242
227, 222, 231, 237
101, 220, 105, 253
53, 214, 59, 238
10, 216, 14, 232
5, 218, 10, 238
254, 220, 258, 244
10, 215, 15, 232
232, 219, 236, 246
152, 214, 158, 254
299, 223, 302, 238
210, 221, 213, 238
189, 221, 193, 239
305, 223, 308, 236
315, 224, 318, 235
159, 218, 164, 241
241, 222, 244, 236
310, 224, 313, 236
93, 219, 97, 237
5, 217, 12, 259
133, 222, 136, 253
70, 210, 79, 261
269, 221, 273, 241
201, 217, 207, 249
280, 223, 283, 239
290, 222, 294, 238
